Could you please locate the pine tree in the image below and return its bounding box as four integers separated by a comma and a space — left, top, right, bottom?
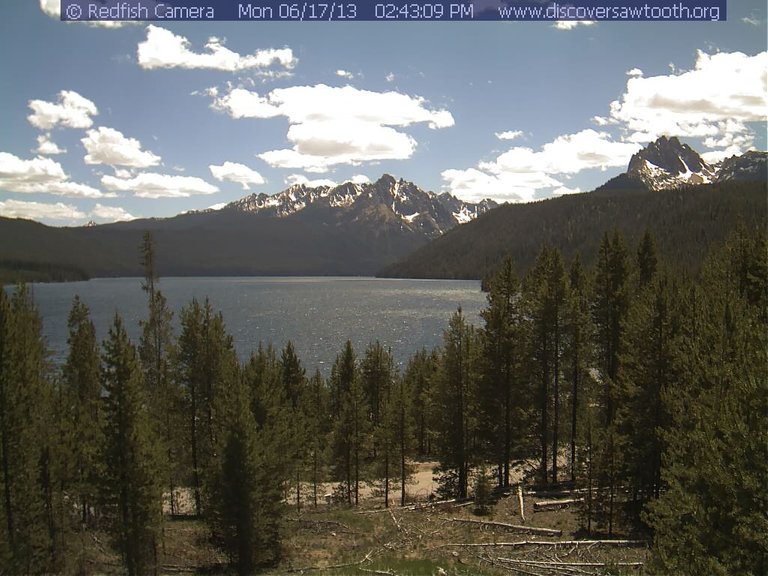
403, 348, 437, 458
62, 296, 102, 527
617, 272, 681, 520
0, 285, 57, 572
645, 231, 768, 575
138, 231, 181, 516
329, 341, 368, 505
524, 246, 567, 485
590, 231, 631, 535
362, 342, 395, 505
563, 256, 593, 484
208, 362, 286, 574
435, 308, 479, 499
479, 257, 527, 488
304, 369, 330, 507
177, 298, 239, 516
100, 314, 163, 576
280, 341, 307, 512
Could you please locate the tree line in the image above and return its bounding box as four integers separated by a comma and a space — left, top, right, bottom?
0, 228, 765, 575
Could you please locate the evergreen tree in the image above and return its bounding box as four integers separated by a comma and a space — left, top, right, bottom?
434, 308, 479, 499
479, 257, 527, 488
646, 231, 768, 575
590, 230, 631, 535
403, 348, 437, 458
100, 314, 163, 576
280, 341, 307, 512
524, 246, 567, 485
138, 232, 182, 516
617, 272, 681, 520
177, 298, 239, 516
636, 228, 659, 287
563, 256, 593, 483
209, 361, 286, 574
0, 286, 57, 572
329, 341, 368, 505
62, 296, 102, 526
363, 343, 397, 506
304, 369, 330, 507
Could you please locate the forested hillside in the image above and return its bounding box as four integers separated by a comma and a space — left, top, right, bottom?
379, 181, 767, 281
1, 229, 765, 574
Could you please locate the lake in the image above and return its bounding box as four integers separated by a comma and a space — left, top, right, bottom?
21, 277, 487, 374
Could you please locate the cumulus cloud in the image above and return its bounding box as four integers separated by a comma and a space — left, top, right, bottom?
36, 134, 66, 155
28, 90, 98, 130
442, 130, 639, 203
0, 152, 108, 198
82, 127, 161, 168
285, 174, 337, 188
137, 25, 296, 72
553, 20, 596, 30
336, 70, 355, 79
214, 84, 454, 172
209, 161, 266, 189
495, 130, 524, 141
604, 50, 768, 155
0, 199, 86, 221
39, 0, 128, 27
350, 174, 371, 184
101, 172, 219, 198
90, 203, 136, 222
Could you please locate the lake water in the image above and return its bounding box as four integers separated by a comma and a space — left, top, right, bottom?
21, 277, 486, 374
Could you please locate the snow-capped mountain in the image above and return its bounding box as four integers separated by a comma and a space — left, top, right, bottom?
223, 174, 496, 239
601, 136, 767, 192
627, 136, 717, 190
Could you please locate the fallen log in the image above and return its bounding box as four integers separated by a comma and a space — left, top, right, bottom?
497, 557, 644, 568
533, 498, 583, 511
443, 517, 562, 537
517, 485, 525, 522
442, 539, 648, 548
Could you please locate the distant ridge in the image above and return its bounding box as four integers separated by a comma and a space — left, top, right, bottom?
380, 140, 767, 280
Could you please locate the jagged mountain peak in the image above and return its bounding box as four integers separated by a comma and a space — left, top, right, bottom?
223, 175, 497, 237
627, 135, 715, 189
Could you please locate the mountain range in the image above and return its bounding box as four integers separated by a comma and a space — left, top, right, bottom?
0, 136, 765, 282
0, 175, 495, 279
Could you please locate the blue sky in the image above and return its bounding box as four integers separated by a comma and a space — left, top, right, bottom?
0, 1, 765, 225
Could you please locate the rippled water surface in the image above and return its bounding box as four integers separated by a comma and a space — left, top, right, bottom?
25, 277, 486, 373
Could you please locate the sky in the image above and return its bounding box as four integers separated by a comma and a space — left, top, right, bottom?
0, 1, 766, 226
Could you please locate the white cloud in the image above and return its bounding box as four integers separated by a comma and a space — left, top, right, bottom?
137, 25, 296, 72
39, 0, 128, 27
28, 91, 98, 130
285, 174, 337, 188
605, 50, 768, 155
495, 130, 524, 141
336, 69, 354, 79
0, 152, 108, 198
90, 203, 136, 222
385, 72, 396, 83
350, 174, 370, 184
207, 202, 228, 211
0, 199, 86, 221
214, 84, 454, 172
36, 134, 66, 155
442, 129, 639, 203
553, 20, 596, 30
82, 127, 161, 168
101, 172, 219, 198
209, 161, 266, 189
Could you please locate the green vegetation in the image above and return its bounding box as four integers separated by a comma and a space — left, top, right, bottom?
381, 181, 767, 280
0, 227, 764, 574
